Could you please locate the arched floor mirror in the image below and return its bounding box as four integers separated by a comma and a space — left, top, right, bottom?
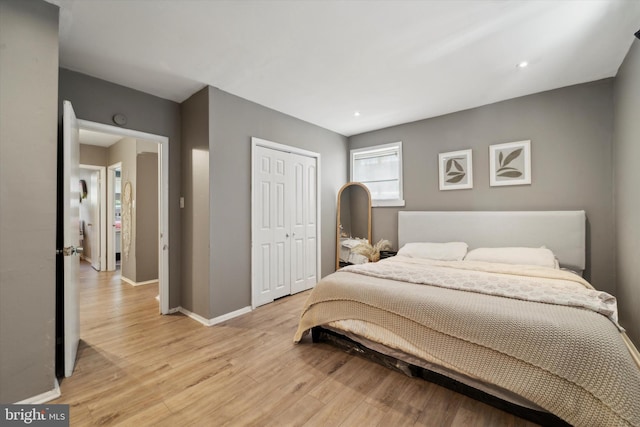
336, 182, 372, 270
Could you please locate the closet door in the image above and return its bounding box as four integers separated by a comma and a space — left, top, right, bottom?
253, 146, 292, 306
290, 154, 317, 294
252, 141, 319, 308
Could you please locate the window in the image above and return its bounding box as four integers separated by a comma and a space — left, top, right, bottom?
350, 141, 405, 207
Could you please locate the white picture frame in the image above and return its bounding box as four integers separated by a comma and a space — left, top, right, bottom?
489, 140, 531, 187
438, 149, 473, 190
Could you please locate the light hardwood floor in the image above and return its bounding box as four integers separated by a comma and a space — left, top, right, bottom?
51, 262, 540, 427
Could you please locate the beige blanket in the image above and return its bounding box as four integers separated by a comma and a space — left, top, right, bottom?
343, 256, 621, 327
294, 258, 640, 427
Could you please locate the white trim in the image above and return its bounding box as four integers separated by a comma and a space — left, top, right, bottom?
79, 164, 107, 271
107, 162, 122, 272
250, 137, 322, 309
177, 306, 252, 326
15, 379, 61, 404
121, 276, 158, 287
77, 119, 170, 315
372, 199, 406, 208
209, 306, 253, 325
351, 141, 404, 207
77, 119, 168, 146
252, 137, 319, 158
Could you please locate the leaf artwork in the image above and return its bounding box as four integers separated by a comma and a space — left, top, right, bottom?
496, 148, 523, 178
445, 157, 466, 183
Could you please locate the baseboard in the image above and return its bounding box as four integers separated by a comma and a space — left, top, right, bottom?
210, 306, 252, 325
121, 276, 158, 287
177, 306, 252, 326
15, 378, 61, 404
177, 307, 211, 326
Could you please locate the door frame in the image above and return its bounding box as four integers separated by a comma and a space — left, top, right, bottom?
79, 164, 107, 271
77, 119, 170, 315
107, 162, 122, 272
250, 137, 321, 309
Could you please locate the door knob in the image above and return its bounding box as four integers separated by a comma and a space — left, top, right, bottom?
58, 246, 84, 256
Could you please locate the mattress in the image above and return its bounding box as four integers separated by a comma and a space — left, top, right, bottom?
294, 257, 640, 427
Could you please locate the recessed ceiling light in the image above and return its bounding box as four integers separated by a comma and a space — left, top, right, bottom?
354, 111, 361, 117
516, 61, 529, 69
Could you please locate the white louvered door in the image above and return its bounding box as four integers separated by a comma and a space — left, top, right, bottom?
252, 142, 318, 308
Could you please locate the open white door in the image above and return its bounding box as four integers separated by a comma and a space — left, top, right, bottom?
62, 100, 81, 377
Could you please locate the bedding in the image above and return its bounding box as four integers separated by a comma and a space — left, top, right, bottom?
396, 241, 468, 261
294, 256, 640, 427
464, 246, 558, 269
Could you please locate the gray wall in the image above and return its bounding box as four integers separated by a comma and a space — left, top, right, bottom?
136, 152, 159, 282
208, 87, 348, 318
59, 68, 182, 307
350, 80, 615, 293
0, 0, 59, 403
180, 88, 211, 317
613, 39, 640, 345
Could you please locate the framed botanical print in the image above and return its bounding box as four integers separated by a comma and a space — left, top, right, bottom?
489, 140, 531, 187
438, 149, 473, 190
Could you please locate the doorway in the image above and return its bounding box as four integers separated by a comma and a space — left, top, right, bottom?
78, 164, 106, 271
77, 119, 170, 315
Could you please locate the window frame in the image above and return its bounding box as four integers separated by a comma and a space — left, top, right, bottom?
350, 141, 405, 207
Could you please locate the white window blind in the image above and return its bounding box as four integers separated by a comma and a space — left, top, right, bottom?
351, 142, 405, 207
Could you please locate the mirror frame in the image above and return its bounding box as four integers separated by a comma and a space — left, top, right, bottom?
336, 182, 372, 270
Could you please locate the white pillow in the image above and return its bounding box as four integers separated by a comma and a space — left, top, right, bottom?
464, 247, 558, 269
397, 242, 468, 261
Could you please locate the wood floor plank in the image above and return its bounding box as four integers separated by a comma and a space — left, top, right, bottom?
50, 262, 542, 426
262, 394, 325, 427
339, 401, 388, 427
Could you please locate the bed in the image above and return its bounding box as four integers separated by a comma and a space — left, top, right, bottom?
294, 211, 640, 427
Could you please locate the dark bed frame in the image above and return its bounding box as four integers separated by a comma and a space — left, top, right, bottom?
311, 326, 570, 427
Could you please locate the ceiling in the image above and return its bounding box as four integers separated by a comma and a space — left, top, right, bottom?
49, 0, 640, 137
78, 129, 122, 147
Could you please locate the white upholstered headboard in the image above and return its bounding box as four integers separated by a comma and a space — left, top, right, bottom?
398, 211, 586, 273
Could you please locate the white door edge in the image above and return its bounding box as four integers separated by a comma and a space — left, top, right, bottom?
107, 162, 122, 272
